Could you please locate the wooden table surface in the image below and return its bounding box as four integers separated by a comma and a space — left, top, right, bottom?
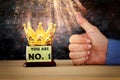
0, 60, 120, 80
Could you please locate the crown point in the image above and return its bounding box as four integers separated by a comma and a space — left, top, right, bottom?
39, 22, 42, 24
38, 22, 42, 27
53, 24, 56, 28
23, 23, 26, 27
27, 22, 30, 24
23, 22, 56, 46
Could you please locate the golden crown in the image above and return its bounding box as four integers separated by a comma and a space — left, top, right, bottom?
23, 22, 56, 46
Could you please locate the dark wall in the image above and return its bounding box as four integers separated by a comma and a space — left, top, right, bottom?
0, 0, 26, 59
81, 0, 120, 39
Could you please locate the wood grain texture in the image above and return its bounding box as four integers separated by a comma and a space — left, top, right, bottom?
0, 60, 120, 80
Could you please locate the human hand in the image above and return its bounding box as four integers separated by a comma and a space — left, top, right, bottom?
69, 13, 108, 65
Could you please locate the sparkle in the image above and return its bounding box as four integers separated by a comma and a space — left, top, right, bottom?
14, 0, 86, 52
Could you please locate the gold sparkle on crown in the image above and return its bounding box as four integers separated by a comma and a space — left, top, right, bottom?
23, 22, 56, 46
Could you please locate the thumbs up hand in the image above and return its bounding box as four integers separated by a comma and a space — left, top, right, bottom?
69, 13, 108, 65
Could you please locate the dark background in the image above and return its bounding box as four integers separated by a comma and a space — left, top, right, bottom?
0, 0, 120, 60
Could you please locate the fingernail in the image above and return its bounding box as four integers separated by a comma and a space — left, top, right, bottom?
76, 12, 83, 23
77, 12, 82, 19
86, 56, 89, 60
88, 44, 92, 49
78, 12, 82, 16
86, 39, 91, 43
88, 51, 90, 55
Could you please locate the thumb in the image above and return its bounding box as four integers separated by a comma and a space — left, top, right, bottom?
76, 13, 98, 33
